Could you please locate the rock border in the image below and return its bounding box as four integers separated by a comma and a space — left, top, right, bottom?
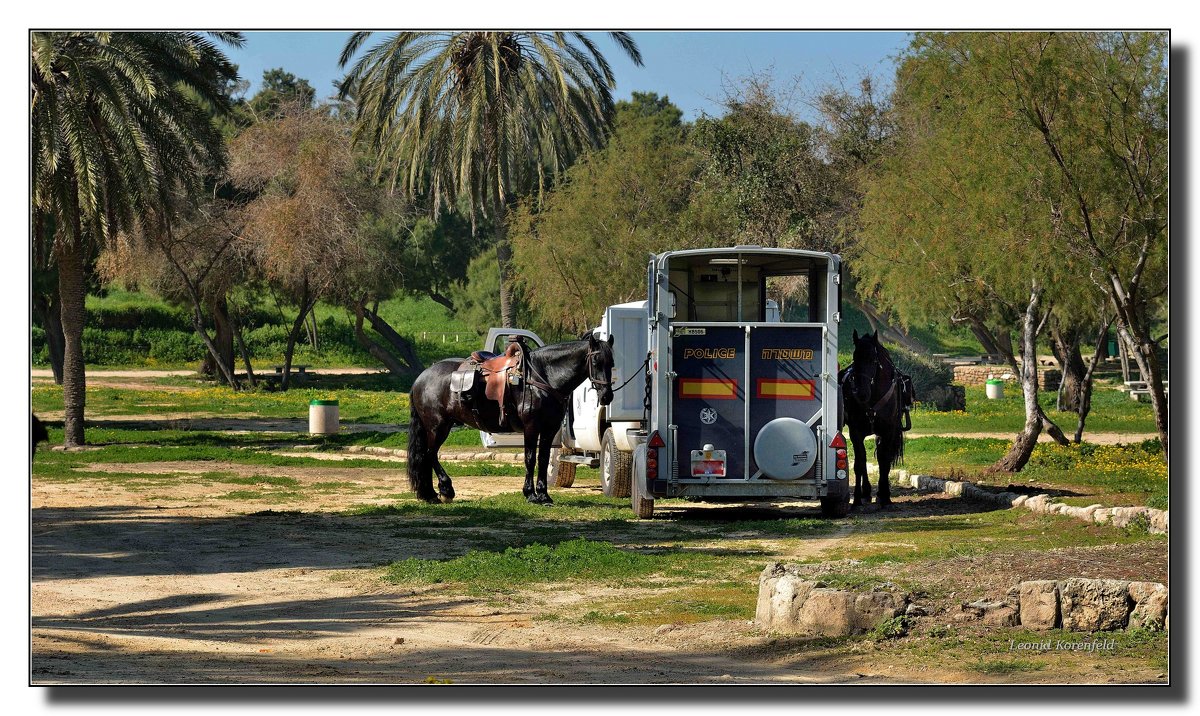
757, 565, 1168, 635
884, 467, 1167, 534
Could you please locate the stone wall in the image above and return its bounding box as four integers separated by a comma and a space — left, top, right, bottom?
756, 563, 908, 636
951, 363, 1061, 389
757, 566, 1168, 635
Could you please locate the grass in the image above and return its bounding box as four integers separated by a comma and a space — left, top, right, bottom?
38, 291, 484, 370
825, 507, 1165, 566
383, 537, 717, 591
911, 385, 1159, 435
878, 625, 1166, 680
897, 436, 1168, 509
31, 381, 413, 424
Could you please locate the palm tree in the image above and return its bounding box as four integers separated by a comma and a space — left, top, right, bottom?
31, 31, 242, 446
338, 31, 643, 325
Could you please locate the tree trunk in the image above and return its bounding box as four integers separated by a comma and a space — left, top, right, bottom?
967, 321, 1002, 358
56, 240, 88, 447
1116, 320, 1168, 459
1074, 317, 1115, 444
427, 291, 455, 313
1050, 321, 1086, 413
281, 284, 312, 392
33, 289, 66, 384
990, 283, 1046, 473
308, 308, 319, 351
496, 219, 515, 327
353, 299, 413, 376
846, 290, 929, 354
363, 305, 424, 373
201, 294, 236, 381
230, 312, 256, 389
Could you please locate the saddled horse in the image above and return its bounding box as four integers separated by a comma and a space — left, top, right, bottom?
839, 330, 913, 508
408, 332, 615, 505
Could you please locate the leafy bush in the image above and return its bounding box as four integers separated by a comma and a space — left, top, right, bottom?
889, 346, 954, 398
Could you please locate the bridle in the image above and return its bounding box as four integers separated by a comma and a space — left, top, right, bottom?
585, 346, 612, 394
842, 344, 899, 429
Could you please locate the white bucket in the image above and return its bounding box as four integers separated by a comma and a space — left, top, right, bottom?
309, 399, 340, 434
985, 380, 1005, 400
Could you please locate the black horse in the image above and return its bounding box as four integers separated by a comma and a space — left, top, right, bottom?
839, 330, 912, 508
408, 332, 615, 505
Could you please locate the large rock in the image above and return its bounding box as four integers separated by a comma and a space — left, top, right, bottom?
962, 599, 1019, 627
1058, 578, 1132, 631
755, 563, 818, 631
756, 563, 907, 636
1018, 580, 1060, 630
1127, 582, 1168, 631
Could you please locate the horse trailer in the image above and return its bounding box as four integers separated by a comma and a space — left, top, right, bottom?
535, 245, 850, 519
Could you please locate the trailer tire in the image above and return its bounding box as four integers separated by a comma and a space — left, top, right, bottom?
631, 466, 655, 520
600, 428, 632, 498
820, 495, 850, 518
549, 448, 577, 488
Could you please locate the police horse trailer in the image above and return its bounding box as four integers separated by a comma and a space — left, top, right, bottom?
478, 246, 851, 519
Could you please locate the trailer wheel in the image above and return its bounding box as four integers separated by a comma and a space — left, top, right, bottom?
820, 495, 850, 518
600, 428, 632, 498
631, 465, 655, 519
550, 448, 577, 488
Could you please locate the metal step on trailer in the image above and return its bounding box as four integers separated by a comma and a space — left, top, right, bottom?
561, 454, 600, 468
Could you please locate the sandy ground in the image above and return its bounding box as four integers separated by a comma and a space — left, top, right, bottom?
32, 461, 1168, 685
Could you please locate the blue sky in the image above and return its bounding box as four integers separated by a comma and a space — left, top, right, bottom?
227, 31, 910, 122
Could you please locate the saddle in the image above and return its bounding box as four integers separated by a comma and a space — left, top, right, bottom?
452, 341, 525, 424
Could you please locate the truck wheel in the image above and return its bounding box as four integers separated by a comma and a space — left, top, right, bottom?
549, 448, 576, 488
631, 463, 655, 519
600, 428, 632, 498
820, 495, 850, 518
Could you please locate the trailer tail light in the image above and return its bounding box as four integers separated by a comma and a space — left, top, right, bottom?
646, 431, 664, 480
830, 432, 848, 470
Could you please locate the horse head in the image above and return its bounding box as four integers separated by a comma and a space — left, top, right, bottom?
585, 332, 616, 406
848, 329, 882, 405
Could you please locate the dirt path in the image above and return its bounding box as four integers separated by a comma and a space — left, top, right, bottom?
32, 465, 1165, 684
31, 471, 873, 684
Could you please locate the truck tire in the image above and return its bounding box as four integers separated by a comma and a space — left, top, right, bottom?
631, 462, 655, 519
600, 428, 632, 498
820, 495, 850, 518
550, 448, 577, 488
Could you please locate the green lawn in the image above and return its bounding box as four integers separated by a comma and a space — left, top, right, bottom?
911, 385, 1159, 435
896, 436, 1168, 509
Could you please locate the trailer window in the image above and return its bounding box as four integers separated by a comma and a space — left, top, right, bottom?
765, 273, 814, 322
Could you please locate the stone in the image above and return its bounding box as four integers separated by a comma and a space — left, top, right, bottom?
1079, 504, 1104, 520
962, 600, 1018, 627
1011, 495, 1030, 508
905, 603, 928, 618
1092, 508, 1114, 524
944, 481, 964, 497
1127, 582, 1168, 631
1025, 495, 1050, 513
756, 563, 907, 636
1148, 509, 1168, 534
1058, 578, 1132, 632
1019, 580, 1060, 630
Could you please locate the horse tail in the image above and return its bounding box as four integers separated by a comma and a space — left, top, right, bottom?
407, 398, 430, 493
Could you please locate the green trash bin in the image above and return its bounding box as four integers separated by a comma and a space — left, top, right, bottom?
985, 378, 1004, 400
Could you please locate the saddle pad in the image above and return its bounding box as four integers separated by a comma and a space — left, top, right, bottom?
450, 368, 477, 394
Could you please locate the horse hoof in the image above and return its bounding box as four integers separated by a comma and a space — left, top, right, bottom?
439, 494, 455, 504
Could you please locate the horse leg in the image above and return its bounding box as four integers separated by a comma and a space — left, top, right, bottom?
850, 425, 871, 507
429, 422, 456, 503
877, 431, 895, 508
532, 420, 558, 505
522, 424, 541, 503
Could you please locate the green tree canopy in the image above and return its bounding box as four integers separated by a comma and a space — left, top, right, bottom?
509, 93, 736, 332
